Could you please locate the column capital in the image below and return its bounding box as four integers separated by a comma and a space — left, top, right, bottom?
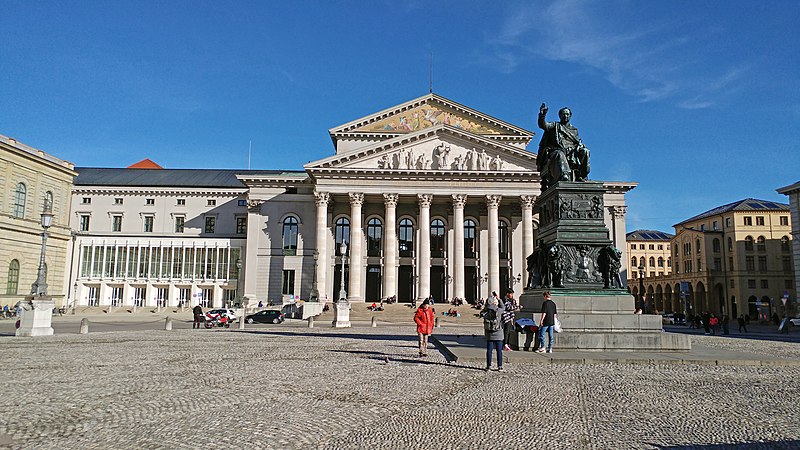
417, 193, 434, 208
610, 205, 627, 218
451, 194, 468, 208
519, 195, 536, 209
383, 193, 399, 207
314, 191, 330, 206
485, 194, 502, 209
247, 199, 265, 212
348, 192, 364, 206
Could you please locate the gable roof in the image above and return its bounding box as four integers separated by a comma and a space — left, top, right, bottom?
74, 167, 302, 188
627, 230, 674, 241
329, 93, 534, 143
127, 158, 163, 169
674, 198, 790, 227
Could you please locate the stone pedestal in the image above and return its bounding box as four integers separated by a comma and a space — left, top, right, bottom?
301, 302, 326, 320
332, 301, 351, 328
15, 297, 55, 337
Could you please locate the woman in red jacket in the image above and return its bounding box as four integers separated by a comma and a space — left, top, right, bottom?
414, 300, 435, 357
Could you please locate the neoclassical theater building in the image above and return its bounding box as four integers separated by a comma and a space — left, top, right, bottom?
68, 94, 634, 308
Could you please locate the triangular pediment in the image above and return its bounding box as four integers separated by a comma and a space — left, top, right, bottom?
307, 125, 537, 173
329, 93, 534, 139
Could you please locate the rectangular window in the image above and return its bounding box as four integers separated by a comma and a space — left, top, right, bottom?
177, 199, 186, 206
144, 216, 154, 233
758, 256, 767, 272
780, 216, 789, 226
657, 244, 663, 250
115, 247, 127, 278
725, 218, 731, 227
175, 216, 185, 233
648, 244, 654, 250
697, 258, 702, 272
746, 256, 755, 272
282, 269, 295, 295
236, 217, 247, 234
112, 215, 122, 232
729, 257, 734, 271
81, 197, 91, 204
712, 221, 718, 230
747, 279, 756, 289
760, 279, 768, 289
631, 244, 636, 251
756, 216, 764, 226
114, 198, 123, 205
714, 258, 722, 271
729, 279, 734, 288
744, 216, 753, 226
783, 257, 792, 274
237, 199, 247, 206
700, 224, 705, 231
207, 199, 216, 206
639, 244, 644, 250
145, 198, 155, 206
79, 215, 90, 232
204, 217, 216, 233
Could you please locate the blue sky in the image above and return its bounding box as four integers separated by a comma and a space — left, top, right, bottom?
2, 0, 798, 233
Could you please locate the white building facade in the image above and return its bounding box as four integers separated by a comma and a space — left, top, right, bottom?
69, 94, 635, 307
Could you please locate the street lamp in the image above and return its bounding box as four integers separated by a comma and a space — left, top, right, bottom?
638, 265, 645, 313
30, 205, 54, 296
338, 242, 348, 302
310, 250, 319, 302
235, 259, 243, 307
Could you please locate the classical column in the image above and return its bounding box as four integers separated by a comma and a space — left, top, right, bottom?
520, 195, 536, 288
348, 193, 364, 302
243, 200, 265, 304
314, 192, 330, 301
383, 194, 399, 300
452, 194, 467, 301
417, 194, 433, 301
486, 195, 502, 295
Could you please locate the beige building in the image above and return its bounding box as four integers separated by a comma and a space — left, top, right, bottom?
777, 181, 800, 316
626, 230, 674, 282
0, 134, 76, 307
67, 94, 636, 307
634, 198, 794, 319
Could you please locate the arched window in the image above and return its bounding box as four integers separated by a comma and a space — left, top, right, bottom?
430, 219, 446, 258
399, 218, 414, 257
712, 238, 721, 253
631, 256, 637, 268
727, 237, 733, 252
649, 256, 655, 267
6, 260, 19, 295
695, 238, 701, 254
367, 218, 382, 257
639, 257, 645, 268
13, 183, 26, 218
44, 191, 53, 211
335, 217, 350, 256
499, 221, 510, 259
464, 219, 477, 258
657, 257, 664, 267
282, 216, 299, 255
781, 236, 791, 252
756, 236, 766, 252
744, 236, 754, 251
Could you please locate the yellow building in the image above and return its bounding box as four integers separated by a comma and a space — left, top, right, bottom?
634, 198, 794, 320
626, 230, 673, 283
0, 134, 76, 307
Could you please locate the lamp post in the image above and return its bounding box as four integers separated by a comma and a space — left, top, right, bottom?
333, 242, 351, 327
235, 259, 243, 306
638, 265, 645, 313
17, 204, 56, 336
309, 250, 319, 302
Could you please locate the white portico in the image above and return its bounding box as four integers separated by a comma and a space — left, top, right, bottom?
240, 94, 634, 304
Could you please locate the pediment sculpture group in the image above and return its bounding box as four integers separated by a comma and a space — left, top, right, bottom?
376, 144, 505, 171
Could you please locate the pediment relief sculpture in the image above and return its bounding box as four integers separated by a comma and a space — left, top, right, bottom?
374, 144, 514, 172
354, 103, 505, 135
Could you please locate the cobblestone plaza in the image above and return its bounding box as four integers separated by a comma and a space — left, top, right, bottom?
3, 323, 800, 449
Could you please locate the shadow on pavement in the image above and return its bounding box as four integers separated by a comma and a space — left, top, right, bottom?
649, 440, 800, 449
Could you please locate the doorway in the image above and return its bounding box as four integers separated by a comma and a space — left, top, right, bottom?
398, 265, 413, 302
366, 265, 382, 302
464, 267, 477, 304
430, 266, 445, 303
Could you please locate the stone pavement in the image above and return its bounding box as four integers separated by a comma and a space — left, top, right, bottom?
2, 324, 800, 449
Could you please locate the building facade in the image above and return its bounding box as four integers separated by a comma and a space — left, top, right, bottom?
777, 181, 800, 317
626, 230, 674, 282
633, 199, 794, 319
68, 94, 636, 307
1, 134, 76, 307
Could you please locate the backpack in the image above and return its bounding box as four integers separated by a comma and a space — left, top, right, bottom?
483, 308, 501, 332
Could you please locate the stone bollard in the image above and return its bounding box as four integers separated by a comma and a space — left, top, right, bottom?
165, 317, 173, 331
435, 317, 441, 328
307, 316, 314, 328
239, 316, 245, 330
79, 318, 89, 334
371, 316, 377, 328
132, 305, 137, 313
157, 306, 162, 313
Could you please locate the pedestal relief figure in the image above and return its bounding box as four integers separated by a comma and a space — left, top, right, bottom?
536, 103, 590, 189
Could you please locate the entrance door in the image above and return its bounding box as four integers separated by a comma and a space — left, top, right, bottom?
366, 265, 382, 302
430, 266, 445, 303
398, 265, 413, 302
464, 267, 477, 304
499, 268, 509, 294
87, 286, 99, 306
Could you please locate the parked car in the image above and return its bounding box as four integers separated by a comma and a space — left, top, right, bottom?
245, 310, 285, 324
789, 317, 800, 327
661, 313, 686, 326
206, 308, 237, 322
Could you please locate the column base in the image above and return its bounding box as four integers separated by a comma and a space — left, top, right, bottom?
332, 300, 351, 328
16, 298, 55, 337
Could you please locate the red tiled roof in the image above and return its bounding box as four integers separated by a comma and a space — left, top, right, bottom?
127, 158, 163, 169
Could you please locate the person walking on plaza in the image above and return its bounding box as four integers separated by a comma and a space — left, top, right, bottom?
501, 288, 519, 351
192, 304, 204, 329
414, 300, 435, 357
482, 296, 504, 371
737, 315, 748, 333
537, 291, 558, 353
